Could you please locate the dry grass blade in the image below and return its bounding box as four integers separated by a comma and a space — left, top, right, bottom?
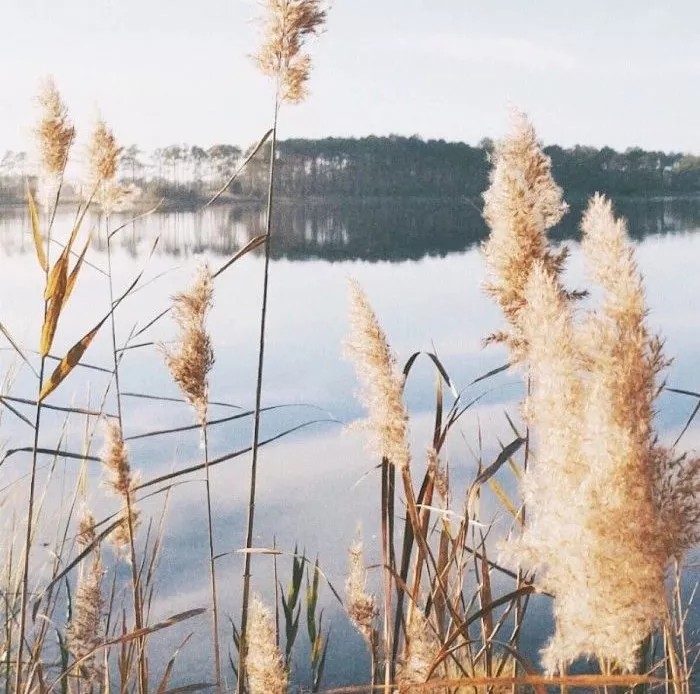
48, 608, 207, 690
200, 128, 273, 209
135, 417, 337, 491
1, 446, 100, 464
466, 437, 524, 518
27, 183, 47, 271
40, 323, 100, 401
0, 320, 39, 378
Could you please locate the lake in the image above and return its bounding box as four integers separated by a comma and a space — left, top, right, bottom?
0, 197, 698, 688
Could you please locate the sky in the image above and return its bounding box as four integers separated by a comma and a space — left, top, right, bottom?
2, 0, 700, 154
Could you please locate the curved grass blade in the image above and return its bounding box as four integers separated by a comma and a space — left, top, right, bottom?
122, 391, 242, 410
200, 128, 273, 210
135, 418, 339, 491
108, 199, 164, 240
0, 320, 39, 378
402, 351, 457, 397
469, 362, 511, 386
27, 184, 48, 271
1, 446, 100, 465
466, 437, 525, 519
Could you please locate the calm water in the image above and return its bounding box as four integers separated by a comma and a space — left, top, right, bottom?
0, 198, 698, 687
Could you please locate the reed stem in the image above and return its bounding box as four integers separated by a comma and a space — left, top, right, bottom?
237, 89, 280, 694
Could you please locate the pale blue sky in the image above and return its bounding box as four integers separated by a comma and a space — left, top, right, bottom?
2, 1, 699, 153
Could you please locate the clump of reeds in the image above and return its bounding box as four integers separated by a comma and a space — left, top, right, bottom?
484, 117, 700, 675
345, 279, 411, 471
256, 0, 327, 103
101, 421, 140, 557
481, 111, 569, 355
246, 596, 288, 694
66, 508, 104, 686
87, 118, 125, 213
162, 264, 214, 426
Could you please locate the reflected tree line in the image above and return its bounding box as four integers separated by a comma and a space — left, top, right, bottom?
1, 197, 700, 263
3, 136, 700, 205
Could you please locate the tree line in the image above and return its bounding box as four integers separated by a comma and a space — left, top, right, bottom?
2, 136, 700, 205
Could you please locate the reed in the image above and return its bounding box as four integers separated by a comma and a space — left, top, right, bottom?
238, 2, 327, 692
0, 22, 698, 694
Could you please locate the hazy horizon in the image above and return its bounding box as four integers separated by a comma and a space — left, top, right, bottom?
1, 1, 699, 155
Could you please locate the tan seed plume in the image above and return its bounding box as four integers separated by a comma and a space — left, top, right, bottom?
162, 264, 215, 426
87, 118, 125, 213
256, 0, 327, 103
35, 77, 74, 177
397, 610, 441, 688
101, 421, 140, 555
246, 596, 288, 694
67, 508, 104, 685
482, 112, 569, 355
345, 540, 378, 650
345, 279, 411, 470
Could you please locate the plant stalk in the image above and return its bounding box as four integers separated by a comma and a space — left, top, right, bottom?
237, 92, 280, 694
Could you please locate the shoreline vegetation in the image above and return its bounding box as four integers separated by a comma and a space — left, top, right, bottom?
1, 1, 699, 692
3, 136, 700, 211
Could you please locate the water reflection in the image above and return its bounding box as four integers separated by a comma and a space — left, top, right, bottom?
2, 196, 700, 262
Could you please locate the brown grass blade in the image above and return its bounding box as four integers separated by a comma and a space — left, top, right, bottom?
39, 324, 100, 401
26, 184, 47, 272
0, 320, 39, 378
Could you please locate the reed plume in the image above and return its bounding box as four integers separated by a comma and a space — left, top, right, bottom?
101, 421, 140, 556
397, 610, 441, 688
163, 263, 221, 689
482, 112, 569, 355
35, 77, 74, 177
162, 264, 214, 426
87, 118, 125, 213
66, 509, 104, 686
345, 540, 378, 651
256, 0, 327, 103
35, 77, 74, 210
246, 596, 288, 694
345, 279, 411, 470
499, 262, 588, 668
538, 194, 699, 673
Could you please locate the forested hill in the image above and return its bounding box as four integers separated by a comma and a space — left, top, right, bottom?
272, 136, 700, 199
3, 135, 700, 204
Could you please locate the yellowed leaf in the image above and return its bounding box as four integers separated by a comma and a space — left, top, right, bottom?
39, 324, 100, 401
487, 478, 522, 525
64, 234, 91, 305
40, 262, 68, 357
44, 252, 68, 302
26, 185, 47, 272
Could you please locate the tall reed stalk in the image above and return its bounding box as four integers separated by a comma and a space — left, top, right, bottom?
238, 3, 327, 691
88, 117, 148, 694
162, 264, 220, 690
15, 78, 74, 692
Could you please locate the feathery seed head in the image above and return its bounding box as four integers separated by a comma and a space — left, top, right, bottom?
345, 540, 377, 649
482, 112, 569, 353
101, 421, 140, 554
397, 610, 440, 687
256, 0, 327, 103
88, 119, 121, 183
67, 508, 104, 685
163, 264, 215, 425
247, 596, 288, 694
87, 118, 126, 213
35, 77, 74, 178
345, 279, 411, 470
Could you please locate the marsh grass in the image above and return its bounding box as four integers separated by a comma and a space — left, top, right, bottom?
0, 23, 698, 694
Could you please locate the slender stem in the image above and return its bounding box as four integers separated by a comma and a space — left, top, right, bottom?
202, 424, 222, 691
237, 95, 280, 694
14, 357, 46, 694
106, 216, 145, 694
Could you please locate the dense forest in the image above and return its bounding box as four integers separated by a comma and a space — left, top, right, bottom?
2, 135, 700, 205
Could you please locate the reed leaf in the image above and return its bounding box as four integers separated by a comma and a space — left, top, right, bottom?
27, 184, 47, 271
40, 323, 100, 401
